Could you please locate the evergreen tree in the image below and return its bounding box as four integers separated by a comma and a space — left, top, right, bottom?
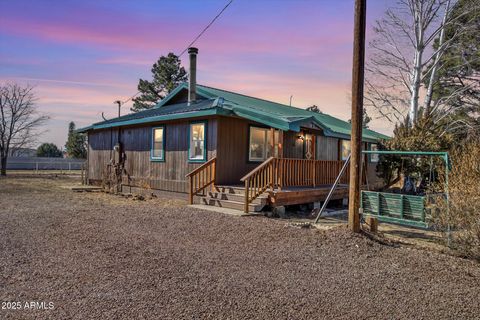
306, 105, 322, 113
37, 143, 63, 158
65, 122, 86, 159
348, 109, 371, 129
131, 53, 188, 112
426, 0, 480, 136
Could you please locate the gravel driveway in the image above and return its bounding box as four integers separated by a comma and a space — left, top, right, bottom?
1, 176, 479, 319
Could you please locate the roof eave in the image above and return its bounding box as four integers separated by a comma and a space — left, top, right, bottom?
76, 125, 93, 133
88, 108, 222, 131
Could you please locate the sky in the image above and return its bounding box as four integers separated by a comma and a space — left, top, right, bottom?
0, 0, 393, 148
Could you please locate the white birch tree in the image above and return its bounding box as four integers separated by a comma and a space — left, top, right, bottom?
365, 0, 477, 127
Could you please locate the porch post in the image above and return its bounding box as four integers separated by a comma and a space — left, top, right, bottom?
278, 130, 284, 158
312, 135, 316, 187
189, 176, 194, 204
270, 128, 275, 157
278, 130, 284, 190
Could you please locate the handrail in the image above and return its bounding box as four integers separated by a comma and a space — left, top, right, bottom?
185, 156, 217, 178
240, 157, 275, 181
241, 157, 277, 213
241, 157, 350, 213
186, 157, 216, 204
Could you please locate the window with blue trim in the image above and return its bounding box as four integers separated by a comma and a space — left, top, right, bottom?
189, 122, 206, 161
151, 127, 164, 160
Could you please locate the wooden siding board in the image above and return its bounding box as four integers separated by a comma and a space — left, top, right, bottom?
316, 136, 339, 161
215, 116, 258, 185
87, 118, 217, 193
283, 131, 304, 159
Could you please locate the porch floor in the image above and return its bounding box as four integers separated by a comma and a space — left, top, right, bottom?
269, 184, 349, 207
218, 184, 350, 208
272, 184, 349, 192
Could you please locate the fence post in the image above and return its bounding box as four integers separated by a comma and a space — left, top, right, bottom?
35, 162, 38, 174
68, 162, 71, 171
81, 164, 85, 185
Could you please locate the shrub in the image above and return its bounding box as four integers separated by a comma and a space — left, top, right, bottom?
434, 142, 480, 260
376, 117, 453, 189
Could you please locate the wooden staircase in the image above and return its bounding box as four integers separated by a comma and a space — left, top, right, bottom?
196, 185, 268, 212
186, 156, 351, 214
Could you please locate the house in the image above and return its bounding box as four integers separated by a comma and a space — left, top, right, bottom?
79, 47, 388, 212
8, 148, 37, 157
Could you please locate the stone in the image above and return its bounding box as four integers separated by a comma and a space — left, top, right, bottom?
273, 206, 287, 218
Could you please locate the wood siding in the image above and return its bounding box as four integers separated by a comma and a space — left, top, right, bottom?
316, 136, 339, 161
283, 131, 304, 159
87, 115, 382, 193
87, 128, 119, 181
215, 116, 259, 185
88, 118, 217, 193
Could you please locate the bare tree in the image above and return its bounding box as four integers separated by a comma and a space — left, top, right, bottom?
365, 0, 477, 127
0, 83, 48, 176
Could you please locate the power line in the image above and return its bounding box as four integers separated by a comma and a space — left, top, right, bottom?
118, 0, 234, 108
178, 0, 234, 57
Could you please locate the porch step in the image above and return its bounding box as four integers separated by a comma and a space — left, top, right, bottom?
206, 191, 267, 205
200, 197, 265, 212
214, 185, 248, 195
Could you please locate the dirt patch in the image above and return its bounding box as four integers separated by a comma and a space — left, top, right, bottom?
1, 176, 479, 319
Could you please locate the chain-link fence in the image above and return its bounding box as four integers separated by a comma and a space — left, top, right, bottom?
5, 157, 86, 171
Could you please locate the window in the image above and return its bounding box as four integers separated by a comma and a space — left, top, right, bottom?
370, 144, 379, 162
340, 140, 351, 160
249, 126, 279, 162
151, 127, 164, 161
189, 122, 206, 161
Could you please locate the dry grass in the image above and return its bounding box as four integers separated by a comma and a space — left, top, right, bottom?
1, 175, 480, 319
433, 143, 480, 260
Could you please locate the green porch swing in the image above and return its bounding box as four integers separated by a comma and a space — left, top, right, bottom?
360, 151, 450, 229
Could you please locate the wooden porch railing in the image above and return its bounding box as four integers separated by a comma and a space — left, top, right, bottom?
240, 157, 277, 213
186, 157, 216, 204
240, 157, 350, 213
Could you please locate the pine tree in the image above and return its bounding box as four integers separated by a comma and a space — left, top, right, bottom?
348, 109, 371, 129
37, 143, 63, 157
131, 53, 188, 112
428, 0, 479, 116
65, 122, 86, 159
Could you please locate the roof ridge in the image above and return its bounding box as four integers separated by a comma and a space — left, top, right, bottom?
197, 84, 305, 110
196, 84, 352, 124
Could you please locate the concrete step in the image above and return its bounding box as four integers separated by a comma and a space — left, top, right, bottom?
206, 191, 267, 205
200, 197, 265, 212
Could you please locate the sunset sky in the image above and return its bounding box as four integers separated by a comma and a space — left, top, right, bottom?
0, 0, 393, 148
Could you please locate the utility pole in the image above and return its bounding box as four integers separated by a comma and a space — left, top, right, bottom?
114, 100, 122, 117
348, 0, 367, 233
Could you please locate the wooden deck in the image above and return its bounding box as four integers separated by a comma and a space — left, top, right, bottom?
198, 184, 349, 210
268, 184, 349, 207
187, 157, 353, 213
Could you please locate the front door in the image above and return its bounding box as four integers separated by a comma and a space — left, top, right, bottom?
304, 133, 314, 160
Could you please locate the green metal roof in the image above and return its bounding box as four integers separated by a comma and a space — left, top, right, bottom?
79, 83, 389, 142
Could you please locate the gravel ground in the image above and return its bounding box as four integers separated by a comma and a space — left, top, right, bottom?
1, 176, 479, 320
